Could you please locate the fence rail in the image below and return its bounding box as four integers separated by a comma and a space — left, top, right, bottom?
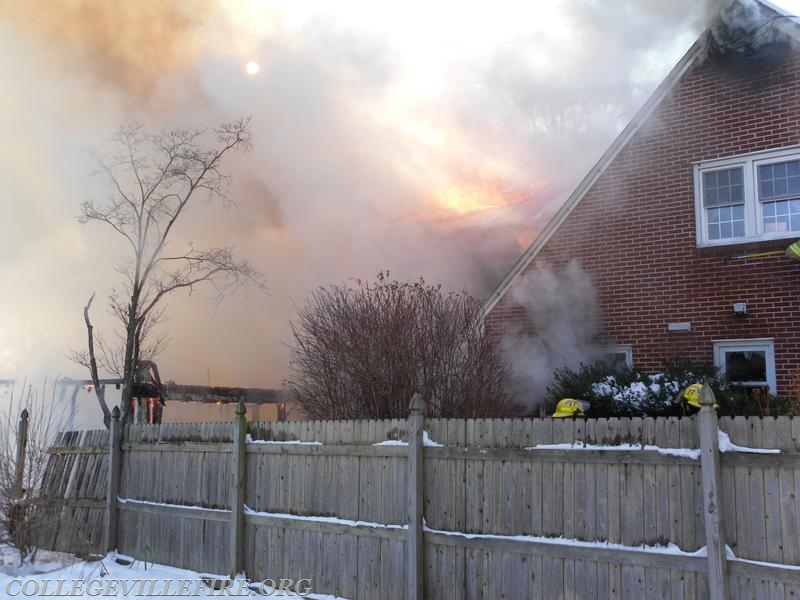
41, 403, 800, 599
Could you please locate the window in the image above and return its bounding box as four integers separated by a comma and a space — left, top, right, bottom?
713, 339, 775, 394
695, 147, 800, 245
601, 344, 632, 370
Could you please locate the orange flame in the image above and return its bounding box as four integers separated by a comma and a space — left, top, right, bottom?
435, 183, 510, 217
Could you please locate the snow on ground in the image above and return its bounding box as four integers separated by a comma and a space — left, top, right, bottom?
0, 545, 345, 598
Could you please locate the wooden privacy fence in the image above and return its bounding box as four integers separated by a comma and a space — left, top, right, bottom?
42, 397, 800, 599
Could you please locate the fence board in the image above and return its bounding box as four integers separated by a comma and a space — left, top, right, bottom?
42, 416, 800, 599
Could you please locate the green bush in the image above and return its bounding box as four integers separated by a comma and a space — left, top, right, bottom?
544, 358, 756, 418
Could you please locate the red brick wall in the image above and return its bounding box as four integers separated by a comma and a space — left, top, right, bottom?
488, 41, 800, 396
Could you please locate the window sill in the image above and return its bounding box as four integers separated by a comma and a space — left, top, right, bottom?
695, 238, 793, 259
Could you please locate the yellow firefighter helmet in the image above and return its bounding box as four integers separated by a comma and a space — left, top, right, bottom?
677, 383, 718, 410
682, 383, 704, 408
552, 398, 591, 418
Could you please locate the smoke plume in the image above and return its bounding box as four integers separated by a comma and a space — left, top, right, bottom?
503, 261, 603, 410
0, 0, 745, 416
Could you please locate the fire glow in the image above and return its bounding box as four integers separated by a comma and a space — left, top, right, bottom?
435, 184, 510, 217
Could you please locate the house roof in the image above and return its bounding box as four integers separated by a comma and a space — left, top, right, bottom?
480, 0, 800, 321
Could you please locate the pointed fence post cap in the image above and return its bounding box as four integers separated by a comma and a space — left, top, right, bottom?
409, 393, 423, 416
111, 406, 121, 420
699, 384, 717, 407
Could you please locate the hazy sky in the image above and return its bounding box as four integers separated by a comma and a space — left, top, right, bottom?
0, 0, 796, 389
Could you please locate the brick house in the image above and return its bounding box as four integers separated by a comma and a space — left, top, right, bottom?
483, 0, 800, 398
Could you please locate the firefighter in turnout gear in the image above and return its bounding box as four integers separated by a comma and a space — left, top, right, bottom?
131, 360, 166, 424
552, 398, 591, 418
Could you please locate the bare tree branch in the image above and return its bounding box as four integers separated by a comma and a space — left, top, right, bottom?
70, 118, 265, 426
82, 293, 110, 429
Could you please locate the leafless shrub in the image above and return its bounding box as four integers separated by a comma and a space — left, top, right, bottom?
287, 272, 512, 419
0, 379, 70, 565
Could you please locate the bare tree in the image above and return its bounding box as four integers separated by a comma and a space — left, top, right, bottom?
287, 272, 512, 419
0, 380, 70, 565
70, 120, 266, 426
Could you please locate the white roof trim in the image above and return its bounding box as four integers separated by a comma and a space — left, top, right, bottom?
480, 0, 800, 321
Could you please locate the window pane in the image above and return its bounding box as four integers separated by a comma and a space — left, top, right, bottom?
708, 199, 744, 239
725, 351, 767, 382
759, 159, 800, 200
603, 352, 629, 371
762, 199, 800, 232
704, 167, 744, 208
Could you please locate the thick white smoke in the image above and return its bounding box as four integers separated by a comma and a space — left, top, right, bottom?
503, 261, 603, 411
0, 0, 751, 403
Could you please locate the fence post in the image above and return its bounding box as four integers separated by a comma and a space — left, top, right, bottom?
697, 385, 729, 599
407, 393, 425, 600
230, 399, 247, 577
105, 406, 122, 552
12, 408, 29, 499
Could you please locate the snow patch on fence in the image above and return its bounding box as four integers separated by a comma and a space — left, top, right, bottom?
243, 506, 407, 530
527, 441, 701, 459
526, 430, 780, 457
717, 431, 779, 454
246, 434, 323, 445
424, 522, 707, 557
372, 431, 443, 447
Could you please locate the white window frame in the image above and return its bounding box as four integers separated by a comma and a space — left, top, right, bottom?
713, 338, 776, 394
601, 344, 633, 368
694, 145, 800, 247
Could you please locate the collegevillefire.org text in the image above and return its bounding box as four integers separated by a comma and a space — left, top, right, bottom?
5, 577, 313, 596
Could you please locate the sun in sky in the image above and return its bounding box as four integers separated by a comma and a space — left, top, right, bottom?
245, 60, 260, 75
